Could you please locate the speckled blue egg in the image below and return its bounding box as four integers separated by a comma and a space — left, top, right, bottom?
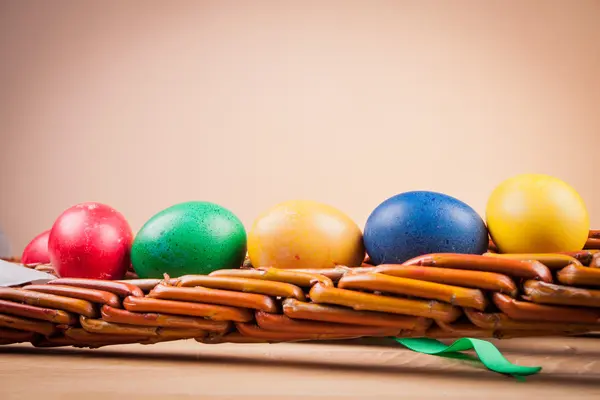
364, 191, 488, 265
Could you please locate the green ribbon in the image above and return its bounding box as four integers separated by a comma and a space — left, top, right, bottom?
395, 337, 542, 381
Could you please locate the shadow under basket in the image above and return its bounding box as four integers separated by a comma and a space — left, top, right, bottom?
1, 232, 600, 349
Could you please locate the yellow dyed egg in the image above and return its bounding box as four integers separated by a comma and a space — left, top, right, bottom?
486, 174, 589, 253
247, 200, 365, 269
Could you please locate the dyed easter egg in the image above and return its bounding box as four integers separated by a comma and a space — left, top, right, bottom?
22, 229, 51, 265
131, 201, 247, 278
49, 202, 133, 279
364, 191, 488, 265
247, 200, 365, 269
486, 174, 589, 253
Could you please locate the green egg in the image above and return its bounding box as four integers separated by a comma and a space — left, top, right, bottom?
131, 201, 247, 279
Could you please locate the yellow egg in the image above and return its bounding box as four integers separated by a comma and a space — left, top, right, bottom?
486, 174, 589, 253
247, 200, 365, 269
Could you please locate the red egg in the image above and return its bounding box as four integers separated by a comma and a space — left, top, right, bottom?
48, 202, 133, 280
22, 229, 51, 265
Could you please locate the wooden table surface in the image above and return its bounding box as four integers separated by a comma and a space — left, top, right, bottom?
1, 336, 599, 399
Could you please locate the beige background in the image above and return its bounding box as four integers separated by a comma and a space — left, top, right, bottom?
1, 0, 599, 253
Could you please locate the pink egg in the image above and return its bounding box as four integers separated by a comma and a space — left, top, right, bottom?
21, 230, 51, 265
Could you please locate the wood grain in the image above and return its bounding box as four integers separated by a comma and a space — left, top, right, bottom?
0, 338, 599, 399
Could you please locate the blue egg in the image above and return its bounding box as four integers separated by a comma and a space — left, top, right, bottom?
364, 191, 489, 265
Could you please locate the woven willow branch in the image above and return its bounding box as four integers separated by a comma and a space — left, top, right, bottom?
1, 247, 600, 348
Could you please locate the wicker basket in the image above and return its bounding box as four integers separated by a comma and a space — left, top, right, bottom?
1, 230, 599, 349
